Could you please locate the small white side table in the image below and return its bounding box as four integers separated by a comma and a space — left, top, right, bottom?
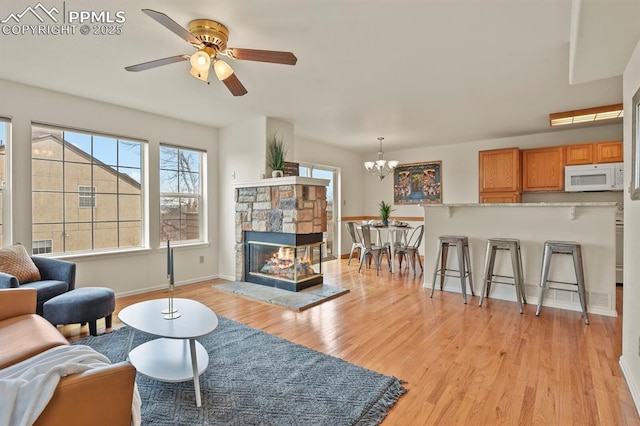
118, 298, 218, 407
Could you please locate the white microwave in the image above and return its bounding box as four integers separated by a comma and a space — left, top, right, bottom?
565, 162, 624, 192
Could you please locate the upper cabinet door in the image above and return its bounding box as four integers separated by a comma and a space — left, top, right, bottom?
566, 144, 594, 165
478, 147, 521, 193
595, 141, 623, 163
522, 146, 566, 192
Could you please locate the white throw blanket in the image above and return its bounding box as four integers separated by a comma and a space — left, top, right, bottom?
0, 344, 141, 426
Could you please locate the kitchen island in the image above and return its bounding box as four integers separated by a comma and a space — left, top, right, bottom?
421, 203, 620, 317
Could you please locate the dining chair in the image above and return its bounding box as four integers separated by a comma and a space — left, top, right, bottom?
358, 225, 391, 275
385, 228, 407, 269
345, 222, 365, 265
396, 225, 424, 275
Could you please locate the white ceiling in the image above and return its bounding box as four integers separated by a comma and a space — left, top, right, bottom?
0, 0, 638, 152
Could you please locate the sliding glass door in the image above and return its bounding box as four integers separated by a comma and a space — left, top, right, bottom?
298, 164, 338, 260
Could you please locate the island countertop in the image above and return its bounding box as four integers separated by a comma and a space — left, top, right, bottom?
420, 202, 618, 317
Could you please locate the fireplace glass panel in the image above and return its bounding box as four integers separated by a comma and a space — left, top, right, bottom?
248, 241, 323, 284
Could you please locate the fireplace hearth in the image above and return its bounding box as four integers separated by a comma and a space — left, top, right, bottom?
244, 231, 323, 292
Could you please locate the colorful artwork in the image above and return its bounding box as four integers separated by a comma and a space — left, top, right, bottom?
393, 161, 442, 205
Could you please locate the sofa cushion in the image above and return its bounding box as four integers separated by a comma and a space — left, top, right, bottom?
21, 280, 69, 304
0, 314, 68, 369
0, 243, 41, 284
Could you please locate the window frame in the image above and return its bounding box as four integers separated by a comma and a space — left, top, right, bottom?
159, 144, 206, 245
0, 118, 8, 247
31, 123, 146, 255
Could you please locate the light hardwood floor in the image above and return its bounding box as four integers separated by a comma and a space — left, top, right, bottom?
62, 258, 640, 425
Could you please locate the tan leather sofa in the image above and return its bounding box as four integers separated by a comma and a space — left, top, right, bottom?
0, 288, 136, 426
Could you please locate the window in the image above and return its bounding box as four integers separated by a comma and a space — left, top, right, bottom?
32, 240, 53, 255
0, 118, 7, 245
160, 145, 204, 243
32, 124, 145, 254
78, 185, 96, 208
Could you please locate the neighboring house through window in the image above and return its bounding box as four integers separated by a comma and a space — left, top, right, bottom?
31, 124, 145, 254
160, 145, 205, 243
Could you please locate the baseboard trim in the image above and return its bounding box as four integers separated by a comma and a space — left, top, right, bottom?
619, 355, 640, 417
113, 274, 220, 297
422, 281, 617, 317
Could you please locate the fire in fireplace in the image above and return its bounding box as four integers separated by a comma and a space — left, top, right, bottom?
244, 231, 323, 292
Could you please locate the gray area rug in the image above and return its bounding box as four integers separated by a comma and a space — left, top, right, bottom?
74, 317, 406, 425
212, 281, 350, 311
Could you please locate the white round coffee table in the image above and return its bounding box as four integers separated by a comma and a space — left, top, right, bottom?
118, 298, 218, 407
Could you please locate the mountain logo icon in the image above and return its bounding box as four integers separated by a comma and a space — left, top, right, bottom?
1, 3, 60, 24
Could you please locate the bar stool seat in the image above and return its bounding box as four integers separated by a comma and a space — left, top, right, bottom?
479, 238, 526, 313
535, 240, 589, 324
431, 235, 474, 303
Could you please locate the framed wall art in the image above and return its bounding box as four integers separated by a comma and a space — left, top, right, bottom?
393, 161, 442, 205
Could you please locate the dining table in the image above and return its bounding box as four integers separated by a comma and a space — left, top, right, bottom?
358, 224, 414, 273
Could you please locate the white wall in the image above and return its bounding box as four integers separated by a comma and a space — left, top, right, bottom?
217, 117, 268, 280
621, 38, 640, 412
0, 79, 219, 295
294, 135, 366, 255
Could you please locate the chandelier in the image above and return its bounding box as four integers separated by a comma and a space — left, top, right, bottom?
364, 137, 399, 180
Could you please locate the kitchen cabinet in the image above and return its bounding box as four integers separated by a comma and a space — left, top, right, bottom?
522, 146, 566, 192
595, 141, 623, 163
566, 144, 594, 165
478, 148, 521, 193
479, 192, 522, 203
565, 141, 622, 165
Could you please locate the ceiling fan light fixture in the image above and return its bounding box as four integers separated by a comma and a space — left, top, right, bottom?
126, 10, 297, 96
189, 49, 211, 81
190, 50, 211, 71
189, 66, 209, 81
214, 58, 234, 81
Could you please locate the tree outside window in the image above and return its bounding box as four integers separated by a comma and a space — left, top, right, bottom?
160, 145, 204, 242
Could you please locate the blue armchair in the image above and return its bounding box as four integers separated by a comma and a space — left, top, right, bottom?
0, 256, 76, 315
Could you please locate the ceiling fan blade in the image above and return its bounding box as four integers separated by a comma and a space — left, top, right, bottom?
141, 9, 203, 46
125, 55, 189, 72
221, 73, 248, 97
224, 48, 297, 65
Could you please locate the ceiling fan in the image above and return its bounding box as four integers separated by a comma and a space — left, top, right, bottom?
125, 9, 297, 96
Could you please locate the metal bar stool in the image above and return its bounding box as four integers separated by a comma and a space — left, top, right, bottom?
431, 235, 474, 304
535, 240, 589, 325
479, 238, 526, 313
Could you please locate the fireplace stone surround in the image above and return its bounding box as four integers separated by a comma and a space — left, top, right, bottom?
234, 177, 329, 290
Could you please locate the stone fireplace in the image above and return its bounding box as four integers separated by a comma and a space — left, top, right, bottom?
234, 177, 329, 291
